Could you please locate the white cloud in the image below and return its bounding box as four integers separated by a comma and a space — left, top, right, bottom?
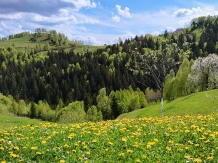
115, 5, 132, 18
172, 6, 218, 27
33, 14, 78, 24
61, 0, 97, 10
80, 26, 87, 31
112, 15, 120, 22
0, 13, 23, 20
173, 7, 202, 17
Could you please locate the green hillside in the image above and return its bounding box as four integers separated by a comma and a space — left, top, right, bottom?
0, 114, 45, 131
0, 30, 103, 54
118, 89, 218, 119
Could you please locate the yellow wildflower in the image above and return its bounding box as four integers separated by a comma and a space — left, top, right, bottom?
86, 151, 90, 155
193, 158, 202, 162
59, 160, 65, 163
122, 137, 127, 142
64, 144, 69, 148
119, 152, 125, 157
135, 159, 141, 163
41, 140, 46, 145
31, 146, 37, 150
92, 139, 97, 143
127, 149, 133, 154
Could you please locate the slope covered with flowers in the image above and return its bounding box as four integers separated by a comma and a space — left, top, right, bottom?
1, 113, 218, 162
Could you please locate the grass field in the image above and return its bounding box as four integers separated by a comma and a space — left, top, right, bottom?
1, 90, 218, 162
118, 89, 218, 119
0, 114, 45, 131
1, 113, 218, 162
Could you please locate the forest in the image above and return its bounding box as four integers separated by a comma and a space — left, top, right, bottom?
0, 15, 218, 122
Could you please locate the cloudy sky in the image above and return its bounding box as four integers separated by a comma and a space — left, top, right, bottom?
0, 0, 218, 45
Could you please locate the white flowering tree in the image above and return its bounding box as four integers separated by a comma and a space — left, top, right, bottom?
188, 53, 218, 91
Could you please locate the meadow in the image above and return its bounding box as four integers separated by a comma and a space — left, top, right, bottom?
1, 113, 218, 162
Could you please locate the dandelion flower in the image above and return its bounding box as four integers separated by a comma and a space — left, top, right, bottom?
135, 159, 141, 163
41, 140, 46, 145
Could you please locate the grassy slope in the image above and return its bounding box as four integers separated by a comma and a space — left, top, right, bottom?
0, 114, 45, 131
0, 34, 104, 54
118, 89, 218, 119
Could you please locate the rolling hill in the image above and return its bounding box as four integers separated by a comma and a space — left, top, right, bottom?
118, 89, 218, 119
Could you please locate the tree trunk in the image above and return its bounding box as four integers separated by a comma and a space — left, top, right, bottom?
160, 90, 164, 116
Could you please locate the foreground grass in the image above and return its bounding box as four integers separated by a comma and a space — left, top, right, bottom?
118, 89, 218, 119
1, 113, 218, 162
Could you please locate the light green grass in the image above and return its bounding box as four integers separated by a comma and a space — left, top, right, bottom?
0, 114, 45, 131
118, 89, 218, 119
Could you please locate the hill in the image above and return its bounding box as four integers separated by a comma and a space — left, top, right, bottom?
0, 16, 218, 122
118, 89, 218, 119
0, 29, 103, 54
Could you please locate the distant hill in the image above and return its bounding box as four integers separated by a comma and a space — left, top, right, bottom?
0, 29, 103, 54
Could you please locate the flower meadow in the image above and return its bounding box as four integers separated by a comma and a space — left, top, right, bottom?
1, 113, 218, 163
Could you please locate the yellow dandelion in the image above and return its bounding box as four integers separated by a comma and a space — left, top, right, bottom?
84, 145, 87, 149
154, 138, 158, 142
185, 129, 190, 133
142, 155, 147, 159
122, 137, 127, 142
207, 156, 213, 160
86, 151, 90, 155
72, 149, 76, 153
78, 157, 83, 161
1, 161, 6, 163
0, 147, 4, 150
135, 159, 141, 163
10, 153, 19, 158
64, 144, 69, 148
108, 142, 113, 145
193, 158, 202, 162
146, 144, 151, 149
127, 149, 133, 154
119, 152, 125, 157
59, 160, 65, 163
14, 146, 19, 150
41, 140, 46, 145
36, 152, 42, 155
166, 146, 171, 152
194, 144, 199, 147
31, 146, 37, 150
92, 139, 97, 143
105, 148, 109, 152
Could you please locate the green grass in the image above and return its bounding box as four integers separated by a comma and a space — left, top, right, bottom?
118, 89, 218, 119
0, 114, 45, 131
1, 113, 218, 162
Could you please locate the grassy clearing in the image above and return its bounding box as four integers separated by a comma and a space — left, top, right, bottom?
0, 114, 45, 131
118, 89, 218, 119
1, 113, 218, 162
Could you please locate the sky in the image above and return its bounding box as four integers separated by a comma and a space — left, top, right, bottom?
0, 0, 218, 45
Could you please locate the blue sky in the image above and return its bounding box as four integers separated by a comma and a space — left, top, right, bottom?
0, 0, 218, 45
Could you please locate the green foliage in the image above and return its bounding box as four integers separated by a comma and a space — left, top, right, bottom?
164, 58, 192, 100
109, 86, 147, 118
96, 88, 112, 119
86, 105, 102, 122
57, 101, 86, 123
0, 93, 13, 114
